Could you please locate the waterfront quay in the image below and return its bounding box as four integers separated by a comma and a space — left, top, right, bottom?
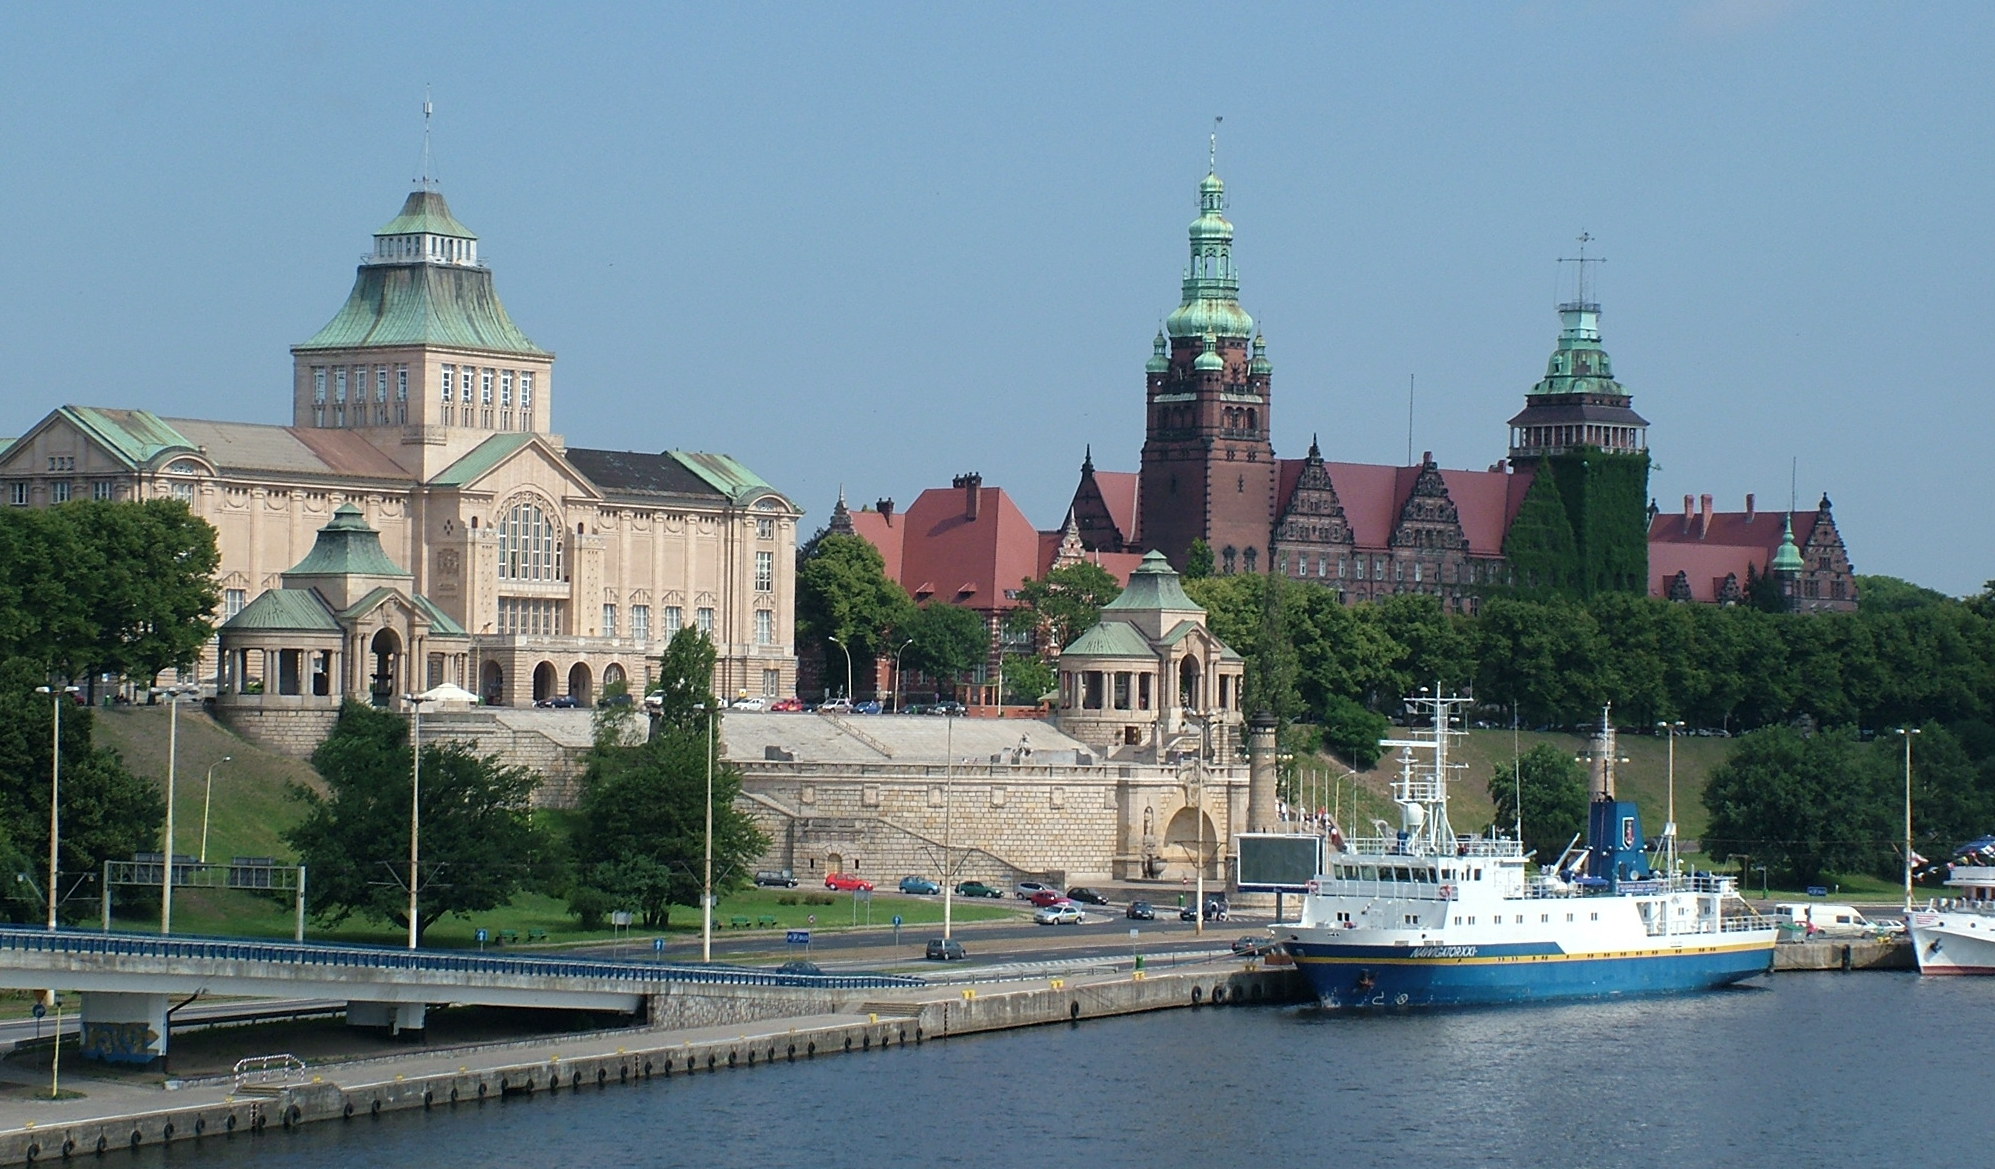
0, 958, 1301, 1166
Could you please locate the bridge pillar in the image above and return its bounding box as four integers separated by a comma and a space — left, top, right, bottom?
78, 991, 169, 1064
347, 1000, 427, 1034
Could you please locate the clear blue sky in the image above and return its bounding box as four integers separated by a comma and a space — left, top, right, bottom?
3, 2, 1989, 595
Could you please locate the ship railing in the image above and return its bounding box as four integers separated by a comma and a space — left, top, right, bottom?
1334, 835, 1523, 859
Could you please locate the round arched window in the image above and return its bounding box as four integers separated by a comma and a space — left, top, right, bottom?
498, 500, 564, 581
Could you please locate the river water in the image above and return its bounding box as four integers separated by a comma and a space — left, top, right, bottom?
139, 973, 1980, 1168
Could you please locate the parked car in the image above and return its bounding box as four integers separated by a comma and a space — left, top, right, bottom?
534, 694, 582, 708
819, 697, 855, 714
596, 692, 633, 708
898, 876, 941, 895
924, 938, 967, 961
853, 699, 882, 714
824, 873, 874, 892
1231, 935, 1272, 957
777, 959, 823, 975
1125, 901, 1156, 921
729, 695, 768, 711
754, 870, 799, 888
1015, 881, 1056, 900
1180, 899, 1229, 922
1029, 889, 1072, 908
769, 697, 806, 712
1066, 887, 1109, 906
955, 881, 1004, 899
1034, 904, 1085, 925
928, 701, 966, 717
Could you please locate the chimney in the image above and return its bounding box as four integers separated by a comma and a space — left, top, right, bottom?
1744, 493, 1756, 523
952, 473, 983, 521
1699, 494, 1713, 540
876, 497, 895, 523
1682, 494, 1694, 534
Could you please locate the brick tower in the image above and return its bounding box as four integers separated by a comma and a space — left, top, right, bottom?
1135, 163, 1276, 573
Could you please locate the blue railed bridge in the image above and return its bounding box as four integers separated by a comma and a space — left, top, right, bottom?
0, 927, 919, 1064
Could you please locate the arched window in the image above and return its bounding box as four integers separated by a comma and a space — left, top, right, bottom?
498, 499, 564, 581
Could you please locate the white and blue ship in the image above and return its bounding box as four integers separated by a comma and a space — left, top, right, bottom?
1277, 697, 1776, 1010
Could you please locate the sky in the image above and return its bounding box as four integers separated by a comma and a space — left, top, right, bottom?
2, 2, 1990, 595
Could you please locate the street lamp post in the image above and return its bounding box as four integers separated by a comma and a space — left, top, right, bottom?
1897, 726, 1921, 912
891, 638, 914, 714
152, 682, 198, 935
199, 755, 232, 864
1657, 721, 1684, 874
942, 710, 955, 940
828, 636, 854, 702
35, 685, 79, 930
703, 703, 716, 962
406, 693, 433, 949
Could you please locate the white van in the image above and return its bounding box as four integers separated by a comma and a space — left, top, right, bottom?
1770, 902, 1876, 937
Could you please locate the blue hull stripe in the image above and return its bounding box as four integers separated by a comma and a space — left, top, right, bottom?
1291, 943, 1774, 1009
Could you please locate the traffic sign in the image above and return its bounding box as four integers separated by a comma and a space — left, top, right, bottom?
787, 930, 811, 945
30, 1004, 45, 1020
892, 914, 903, 927
807, 913, 817, 925
653, 937, 665, 954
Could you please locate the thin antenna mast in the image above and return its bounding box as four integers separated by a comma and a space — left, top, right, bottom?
1556, 231, 1606, 305
418, 88, 436, 191
1210, 115, 1223, 173
1407, 375, 1415, 465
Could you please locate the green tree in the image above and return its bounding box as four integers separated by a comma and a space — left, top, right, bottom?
573, 645, 769, 928
1318, 694, 1389, 769
0, 657, 164, 922
1005, 561, 1122, 652
649, 627, 718, 733
795, 534, 914, 694
905, 603, 989, 688
1701, 725, 1893, 887
1001, 653, 1056, 705
1184, 538, 1215, 580
1488, 744, 1589, 866
285, 701, 547, 944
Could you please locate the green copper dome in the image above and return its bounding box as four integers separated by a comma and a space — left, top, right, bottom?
1165, 169, 1254, 341
1250, 333, 1271, 375
1194, 332, 1225, 372
1770, 516, 1804, 573
1146, 330, 1170, 373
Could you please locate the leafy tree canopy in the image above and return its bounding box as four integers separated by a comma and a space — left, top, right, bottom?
1488, 743, 1590, 866
285, 701, 548, 943
1701, 725, 1893, 887
905, 602, 989, 684
795, 534, 915, 658
649, 627, 718, 734
1183, 538, 1215, 580
1005, 562, 1123, 653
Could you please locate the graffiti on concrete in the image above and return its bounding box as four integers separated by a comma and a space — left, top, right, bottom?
80, 1020, 159, 1063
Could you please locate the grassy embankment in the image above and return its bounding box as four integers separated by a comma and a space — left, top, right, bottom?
79, 705, 1021, 947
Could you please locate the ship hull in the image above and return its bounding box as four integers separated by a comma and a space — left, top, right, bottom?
1287, 936, 1775, 1010
1909, 913, 1995, 974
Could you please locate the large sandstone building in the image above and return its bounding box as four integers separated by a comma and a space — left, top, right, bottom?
0, 185, 801, 721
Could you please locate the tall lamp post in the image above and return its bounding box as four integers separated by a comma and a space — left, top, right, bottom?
828, 636, 854, 702
35, 685, 79, 930
152, 682, 198, 936
1657, 721, 1684, 874
406, 693, 433, 949
890, 638, 914, 714
199, 756, 232, 864
702, 702, 716, 962
1897, 726, 1921, 911
942, 710, 955, 940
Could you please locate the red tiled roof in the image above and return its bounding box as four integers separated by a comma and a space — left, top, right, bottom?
1091, 470, 1140, 546
1309, 461, 1530, 554
1647, 507, 1820, 603
895, 484, 1044, 610
1439, 467, 1537, 556
846, 508, 904, 583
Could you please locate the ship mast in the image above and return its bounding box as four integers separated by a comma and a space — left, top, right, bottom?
1379, 693, 1470, 856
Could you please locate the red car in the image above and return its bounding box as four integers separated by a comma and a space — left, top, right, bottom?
825, 873, 874, 892
1029, 889, 1075, 908
770, 697, 806, 712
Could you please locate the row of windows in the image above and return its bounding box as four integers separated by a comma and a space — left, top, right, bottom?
497, 502, 564, 582
439, 365, 535, 431
1272, 550, 1503, 585
497, 598, 565, 636
8, 481, 121, 505
600, 602, 756, 642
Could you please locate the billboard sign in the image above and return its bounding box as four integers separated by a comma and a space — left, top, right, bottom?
1235, 833, 1324, 893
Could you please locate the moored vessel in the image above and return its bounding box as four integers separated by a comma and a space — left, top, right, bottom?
1908, 839, 1995, 974
1277, 696, 1776, 1009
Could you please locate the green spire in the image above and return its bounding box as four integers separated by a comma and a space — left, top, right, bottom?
1770, 515, 1803, 573
1250, 332, 1271, 375
1146, 329, 1170, 373
1194, 331, 1224, 372
1165, 167, 1254, 341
